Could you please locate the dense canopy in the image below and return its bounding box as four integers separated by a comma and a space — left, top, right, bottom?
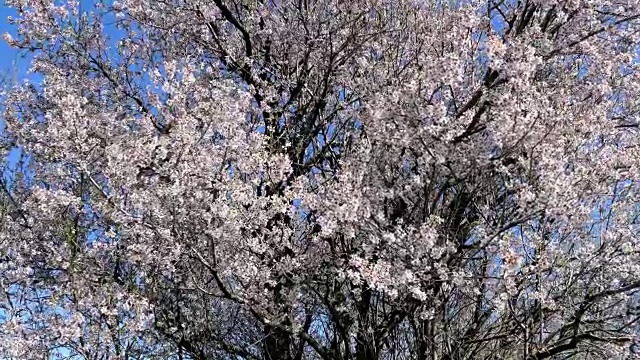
1, 0, 640, 359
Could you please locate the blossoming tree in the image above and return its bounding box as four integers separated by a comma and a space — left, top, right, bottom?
1, 0, 640, 359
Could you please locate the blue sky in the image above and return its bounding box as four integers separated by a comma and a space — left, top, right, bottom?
0, 4, 17, 73
0, 5, 31, 83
